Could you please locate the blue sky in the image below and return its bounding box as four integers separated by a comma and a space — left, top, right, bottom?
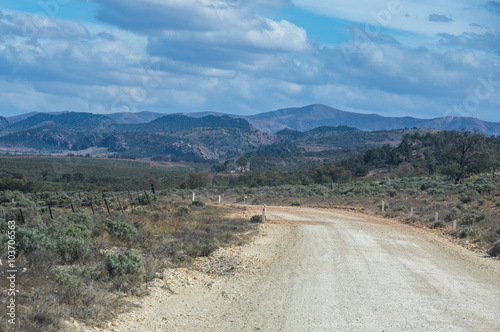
0, 0, 499, 122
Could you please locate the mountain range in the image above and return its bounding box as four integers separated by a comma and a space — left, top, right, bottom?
1, 104, 499, 161
6, 104, 500, 135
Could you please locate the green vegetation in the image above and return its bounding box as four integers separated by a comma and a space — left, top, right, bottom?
0, 192, 257, 331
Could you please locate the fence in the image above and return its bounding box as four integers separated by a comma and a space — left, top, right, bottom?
0, 185, 160, 223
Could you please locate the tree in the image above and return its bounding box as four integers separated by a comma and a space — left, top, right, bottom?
442, 129, 486, 182
180, 172, 210, 189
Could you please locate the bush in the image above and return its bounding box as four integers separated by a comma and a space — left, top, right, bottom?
105, 219, 137, 242
186, 238, 219, 257
488, 240, 500, 257
192, 200, 205, 207
105, 249, 145, 277
250, 215, 263, 223
17, 227, 49, 255
65, 212, 93, 229
461, 212, 485, 225
56, 236, 89, 263
459, 226, 478, 239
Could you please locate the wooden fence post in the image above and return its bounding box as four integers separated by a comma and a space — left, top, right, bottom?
104, 199, 111, 215
90, 202, 95, 215
19, 208, 25, 223
117, 196, 125, 214
48, 206, 53, 220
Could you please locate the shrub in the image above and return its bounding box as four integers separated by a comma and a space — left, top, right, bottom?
250, 215, 263, 223
56, 236, 90, 263
291, 201, 302, 206
65, 212, 93, 229
459, 226, 478, 238
488, 240, 500, 257
186, 238, 219, 257
177, 206, 191, 215
17, 227, 49, 255
192, 200, 205, 207
461, 212, 485, 225
105, 219, 136, 242
105, 249, 144, 277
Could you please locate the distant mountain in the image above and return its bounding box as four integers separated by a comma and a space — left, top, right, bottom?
122, 114, 254, 132
0, 116, 9, 130
1, 112, 116, 135
6, 111, 68, 124
106, 111, 166, 124
0, 114, 270, 161
247, 104, 500, 135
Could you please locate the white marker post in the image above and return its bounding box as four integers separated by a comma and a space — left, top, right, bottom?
192, 191, 195, 203
435, 212, 439, 223
244, 195, 247, 207
262, 205, 267, 223
410, 207, 413, 217
453, 220, 457, 231
218, 195, 221, 204
382, 201, 385, 212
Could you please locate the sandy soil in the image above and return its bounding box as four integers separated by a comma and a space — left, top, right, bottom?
90, 206, 500, 332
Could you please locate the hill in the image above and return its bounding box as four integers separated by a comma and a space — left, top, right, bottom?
121, 114, 254, 133
0, 116, 9, 130
0, 114, 272, 161
106, 111, 166, 124
246, 104, 500, 135
1, 112, 116, 135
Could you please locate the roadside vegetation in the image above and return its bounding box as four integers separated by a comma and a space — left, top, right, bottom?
0, 192, 257, 331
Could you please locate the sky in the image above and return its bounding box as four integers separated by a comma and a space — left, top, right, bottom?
0, 0, 499, 121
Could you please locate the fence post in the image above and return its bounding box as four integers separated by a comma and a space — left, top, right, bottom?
262, 205, 266, 223
48, 206, 53, 220
151, 184, 155, 195
219, 195, 221, 204
90, 202, 95, 215
19, 208, 25, 223
192, 191, 195, 202
127, 189, 133, 203
435, 212, 439, 223
117, 196, 125, 214
453, 220, 457, 231
71, 204, 75, 213
244, 195, 247, 207
382, 201, 385, 212
104, 199, 111, 215
410, 207, 413, 217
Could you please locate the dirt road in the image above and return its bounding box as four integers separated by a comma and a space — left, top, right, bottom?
102, 207, 500, 332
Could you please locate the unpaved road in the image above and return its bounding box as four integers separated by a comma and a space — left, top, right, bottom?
103, 207, 500, 332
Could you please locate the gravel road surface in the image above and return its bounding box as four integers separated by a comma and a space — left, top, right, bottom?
96, 207, 500, 332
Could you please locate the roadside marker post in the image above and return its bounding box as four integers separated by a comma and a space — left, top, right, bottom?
435, 212, 439, 223
453, 220, 457, 231
262, 205, 267, 224
192, 191, 195, 203
382, 201, 385, 212
244, 195, 247, 207
218, 195, 221, 204
410, 207, 413, 217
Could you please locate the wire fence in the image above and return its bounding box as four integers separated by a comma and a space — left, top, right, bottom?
1, 184, 160, 223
